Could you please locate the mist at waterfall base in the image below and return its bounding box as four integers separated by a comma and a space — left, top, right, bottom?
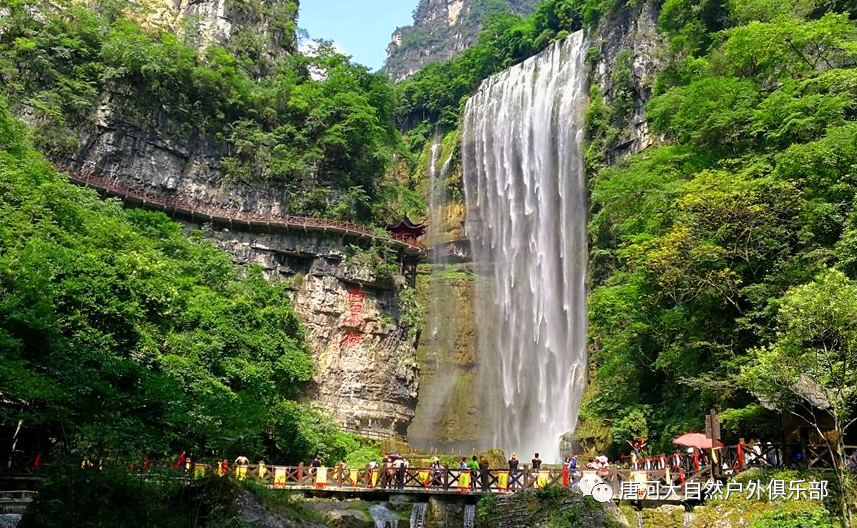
462, 32, 589, 462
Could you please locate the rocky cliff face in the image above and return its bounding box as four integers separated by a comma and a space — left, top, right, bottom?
54, 100, 421, 436
136, 0, 298, 60
589, 1, 666, 161
385, 0, 538, 82
408, 268, 479, 449
205, 228, 420, 436
60, 103, 421, 436
64, 98, 293, 214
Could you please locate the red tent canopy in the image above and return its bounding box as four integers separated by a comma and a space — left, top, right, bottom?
673, 433, 723, 449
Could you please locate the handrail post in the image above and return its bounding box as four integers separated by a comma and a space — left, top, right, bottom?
523, 464, 531, 489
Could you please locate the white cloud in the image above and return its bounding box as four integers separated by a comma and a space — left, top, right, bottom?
298, 39, 348, 81
298, 39, 346, 57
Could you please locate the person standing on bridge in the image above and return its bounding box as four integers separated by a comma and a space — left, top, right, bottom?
430, 457, 443, 488
508, 453, 519, 490
380, 458, 389, 488
479, 456, 490, 492
563, 457, 571, 487
394, 457, 406, 489
531, 452, 542, 482
386, 458, 396, 489
467, 456, 479, 490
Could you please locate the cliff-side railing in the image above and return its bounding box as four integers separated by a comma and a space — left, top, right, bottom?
64, 169, 426, 255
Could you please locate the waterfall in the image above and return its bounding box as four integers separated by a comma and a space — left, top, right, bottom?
369, 504, 399, 528
410, 503, 428, 528
407, 135, 469, 450
0, 515, 21, 528
463, 504, 476, 528
462, 31, 589, 461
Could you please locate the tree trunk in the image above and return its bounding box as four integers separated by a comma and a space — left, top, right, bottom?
833, 418, 853, 528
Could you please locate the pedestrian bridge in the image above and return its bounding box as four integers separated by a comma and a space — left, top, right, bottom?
64, 169, 427, 257
193, 462, 712, 504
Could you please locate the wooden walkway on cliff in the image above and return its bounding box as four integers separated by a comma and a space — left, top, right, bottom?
64, 170, 427, 257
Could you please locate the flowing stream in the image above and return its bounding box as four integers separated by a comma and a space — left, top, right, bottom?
462, 31, 589, 461
0, 515, 21, 528
369, 504, 398, 528
410, 502, 428, 528
463, 504, 476, 528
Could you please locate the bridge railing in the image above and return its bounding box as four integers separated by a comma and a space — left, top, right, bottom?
720, 443, 857, 471
185, 463, 712, 495
63, 169, 426, 252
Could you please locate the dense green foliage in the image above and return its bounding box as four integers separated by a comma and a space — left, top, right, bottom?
395, 0, 639, 150
583, 0, 857, 455
477, 487, 625, 528
0, 0, 413, 222
0, 99, 360, 464
18, 469, 240, 528
17, 468, 329, 528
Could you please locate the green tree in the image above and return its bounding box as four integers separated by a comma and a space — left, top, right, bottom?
0, 97, 327, 462
741, 269, 857, 525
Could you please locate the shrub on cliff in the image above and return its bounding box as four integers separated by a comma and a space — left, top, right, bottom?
0, 98, 329, 462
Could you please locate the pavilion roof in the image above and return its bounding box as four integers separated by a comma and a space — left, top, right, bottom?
386, 217, 427, 238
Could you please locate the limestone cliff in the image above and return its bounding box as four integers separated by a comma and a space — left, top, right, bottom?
56, 106, 422, 437
407, 131, 479, 449
588, 1, 666, 162
205, 229, 420, 437
131, 0, 298, 60
408, 267, 479, 449
385, 0, 539, 82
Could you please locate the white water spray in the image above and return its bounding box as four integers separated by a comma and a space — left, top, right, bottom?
410, 503, 428, 528
369, 504, 399, 528
462, 32, 589, 462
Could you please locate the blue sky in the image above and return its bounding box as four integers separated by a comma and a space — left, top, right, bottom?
298, 0, 417, 71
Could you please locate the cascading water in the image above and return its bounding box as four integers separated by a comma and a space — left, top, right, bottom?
0, 515, 21, 528
407, 136, 471, 450
410, 503, 428, 528
463, 504, 476, 528
369, 504, 399, 528
462, 31, 589, 461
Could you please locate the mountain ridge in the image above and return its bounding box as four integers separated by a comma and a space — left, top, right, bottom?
385, 0, 539, 82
